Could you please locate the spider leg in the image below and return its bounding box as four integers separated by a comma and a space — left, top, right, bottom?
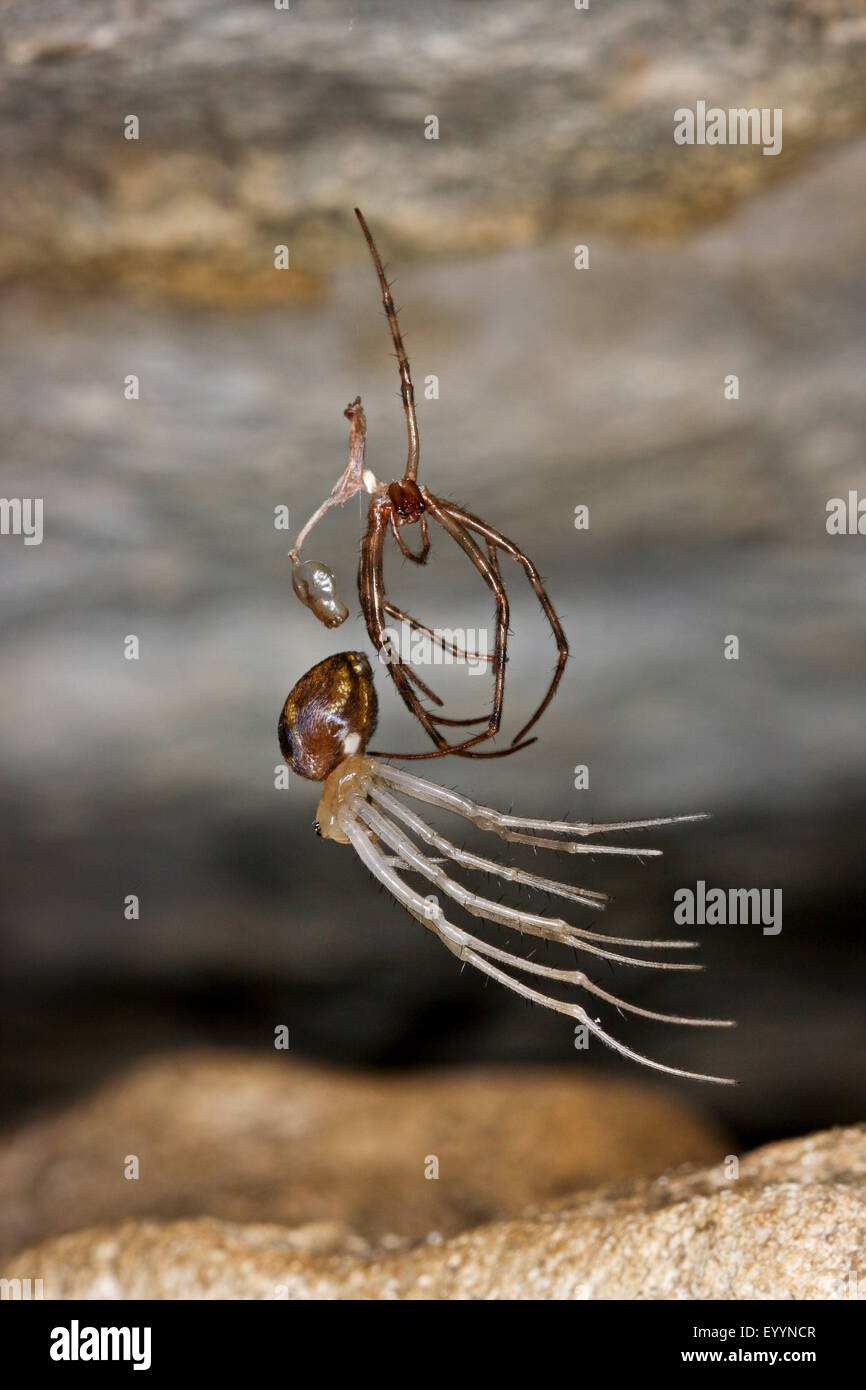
361, 494, 542, 757
344, 213, 569, 756
454, 950, 736, 1084
367, 808, 723, 1019
340, 814, 735, 1084
427, 713, 497, 726
382, 602, 493, 664
362, 494, 539, 758
463, 946, 729, 1025
397, 671, 489, 724
361, 501, 441, 737
374, 762, 708, 856
486, 829, 665, 856
370, 736, 538, 761
395, 661, 490, 723
423, 493, 509, 739
387, 494, 552, 757
485, 538, 503, 586
380, 602, 493, 722
355, 208, 420, 482
367, 781, 610, 910
362, 496, 507, 757
357, 797, 702, 966
438, 499, 569, 747
400, 663, 445, 707
389, 508, 430, 564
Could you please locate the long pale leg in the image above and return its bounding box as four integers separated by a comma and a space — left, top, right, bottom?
340, 815, 735, 1085
360, 807, 727, 1024
375, 762, 707, 857
356, 798, 701, 965
368, 781, 609, 911
456, 948, 736, 1082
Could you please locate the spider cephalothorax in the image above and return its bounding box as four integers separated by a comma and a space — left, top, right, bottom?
278, 653, 735, 1085
290, 208, 568, 759
388, 478, 426, 523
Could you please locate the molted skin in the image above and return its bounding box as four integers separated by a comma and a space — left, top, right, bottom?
291, 559, 349, 629
278, 652, 378, 781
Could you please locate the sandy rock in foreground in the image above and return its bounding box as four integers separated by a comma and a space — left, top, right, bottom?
0, 1049, 727, 1261
7, 1127, 864, 1299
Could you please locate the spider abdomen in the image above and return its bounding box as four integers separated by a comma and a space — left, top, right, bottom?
278, 652, 378, 781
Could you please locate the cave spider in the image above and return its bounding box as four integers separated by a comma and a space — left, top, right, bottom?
290, 208, 568, 759
278, 651, 736, 1085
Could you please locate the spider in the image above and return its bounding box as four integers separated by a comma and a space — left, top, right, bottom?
278, 650, 736, 1084
289, 207, 568, 759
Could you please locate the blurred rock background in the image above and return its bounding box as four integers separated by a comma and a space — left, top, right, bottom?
1, 0, 865, 1158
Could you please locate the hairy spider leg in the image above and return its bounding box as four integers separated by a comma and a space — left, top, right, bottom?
382, 602, 494, 666
340, 804, 735, 1085
355, 208, 420, 483
375, 760, 710, 853
435, 498, 569, 747
362, 494, 533, 758
360, 496, 490, 755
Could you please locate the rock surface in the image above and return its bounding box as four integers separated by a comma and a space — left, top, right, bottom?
7, 1126, 864, 1299
2, 1, 866, 299
0, 1050, 727, 1262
